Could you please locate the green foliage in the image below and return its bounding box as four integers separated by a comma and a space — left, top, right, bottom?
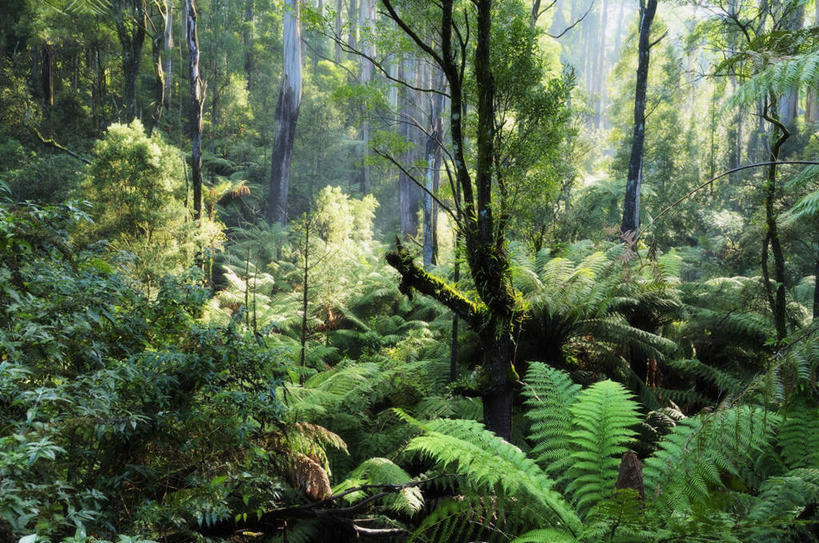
0, 199, 291, 540
564, 380, 641, 513
78, 120, 224, 284
400, 361, 819, 541
523, 363, 580, 477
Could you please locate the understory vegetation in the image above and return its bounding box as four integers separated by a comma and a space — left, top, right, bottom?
2, 0, 819, 541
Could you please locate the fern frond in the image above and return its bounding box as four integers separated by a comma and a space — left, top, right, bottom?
667, 358, 745, 396
564, 380, 641, 514
402, 416, 582, 534
644, 406, 779, 513
778, 406, 819, 469
523, 363, 581, 476
333, 458, 423, 515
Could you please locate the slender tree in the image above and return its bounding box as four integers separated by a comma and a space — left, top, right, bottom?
268, 0, 303, 225
621, 0, 659, 235
185, 0, 205, 221
384, 0, 525, 439
163, 0, 173, 109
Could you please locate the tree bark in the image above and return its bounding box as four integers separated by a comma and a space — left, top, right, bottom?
185, 0, 205, 221
621, 0, 658, 235
334, 0, 342, 64
358, 0, 375, 194
163, 0, 173, 109
762, 97, 789, 342
268, 0, 303, 225
243, 1, 254, 92
383, 0, 520, 439
398, 56, 419, 238
114, 0, 148, 122
423, 70, 445, 268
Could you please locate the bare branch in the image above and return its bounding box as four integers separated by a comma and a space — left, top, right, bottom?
547, 0, 596, 39
27, 125, 92, 164
642, 161, 819, 236
381, 0, 445, 68
373, 148, 458, 223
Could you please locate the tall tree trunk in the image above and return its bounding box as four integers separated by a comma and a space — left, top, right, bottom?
423, 70, 445, 268
762, 96, 789, 342
268, 0, 303, 225
149, 28, 164, 134
358, 0, 375, 194
348, 0, 358, 51
807, 1, 819, 125
243, 0, 254, 91
42, 44, 54, 107
115, 0, 147, 122
334, 0, 342, 64
593, 0, 608, 129
814, 240, 819, 320
778, 3, 803, 128
621, 0, 658, 235
163, 0, 173, 109
185, 0, 205, 221
398, 57, 420, 238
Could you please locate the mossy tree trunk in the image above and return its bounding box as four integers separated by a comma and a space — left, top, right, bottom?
383, 0, 522, 440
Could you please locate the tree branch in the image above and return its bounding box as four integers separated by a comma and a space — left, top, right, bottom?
27, 125, 92, 164
385, 238, 484, 329
641, 161, 819, 236
381, 0, 445, 68
547, 0, 596, 39
373, 148, 459, 224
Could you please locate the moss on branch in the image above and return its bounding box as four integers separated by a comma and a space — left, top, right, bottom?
385, 238, 485, 329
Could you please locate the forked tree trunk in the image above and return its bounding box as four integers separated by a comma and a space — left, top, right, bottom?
268, 0, 303, 225
384, 0, 519, 440
185, 0, 205, 221
621, 0, 658, 235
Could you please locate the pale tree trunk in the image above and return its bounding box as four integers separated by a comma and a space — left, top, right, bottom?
807, 1, 819, 124
334, 0, 342, 64
593, 0, 608, 129
348, 0, 358, 51
185, 0, 205, 221
621, 0, 658, 235
358, 0, 375, 194
268, 0, 303, 225
423, 68, 445, 269
163, 1, 173, 109
778, 3, 802, 128
398, 56, 420, 238
149, 31, 163, 134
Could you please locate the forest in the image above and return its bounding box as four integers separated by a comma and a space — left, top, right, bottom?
2, 0, 819, 541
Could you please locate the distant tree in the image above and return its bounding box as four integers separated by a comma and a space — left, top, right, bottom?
185, 0, 205, 221
621, 0, 660, 236
113, 0, 148, 122
268, 0, 303, 225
